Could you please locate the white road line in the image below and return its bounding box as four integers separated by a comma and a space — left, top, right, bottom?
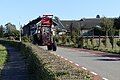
69, 61, 73, 63
61, 56, 64, 58
90, 71, 98, 75
102, 77, 109, 80
82, 67, 87, 70
64, 58, 68, 60
75, 63, 79, 66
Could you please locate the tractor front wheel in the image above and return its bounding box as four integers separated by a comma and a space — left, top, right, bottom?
52, 42, 57, 51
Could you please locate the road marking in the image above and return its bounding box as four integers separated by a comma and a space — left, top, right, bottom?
102, 77, 109, 80
61, 56, 64, 58
90, 71, 98, 75
82, 67, 87, 70
75, 63, 79, 66
69, 61, 73, 63
64, 58, 68, 60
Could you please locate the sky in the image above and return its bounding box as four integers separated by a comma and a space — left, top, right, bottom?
0, 0, 120, 29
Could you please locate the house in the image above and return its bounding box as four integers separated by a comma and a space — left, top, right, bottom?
61, 18, 101, 36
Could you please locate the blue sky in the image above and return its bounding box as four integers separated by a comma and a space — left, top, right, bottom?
0, 0, 120, 29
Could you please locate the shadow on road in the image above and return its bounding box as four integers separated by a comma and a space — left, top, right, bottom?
96, 58, 120, 61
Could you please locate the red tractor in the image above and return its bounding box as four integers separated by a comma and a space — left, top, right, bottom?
33, 15, 57, 51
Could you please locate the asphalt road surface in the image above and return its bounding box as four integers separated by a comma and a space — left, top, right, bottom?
39, 46, 120, 80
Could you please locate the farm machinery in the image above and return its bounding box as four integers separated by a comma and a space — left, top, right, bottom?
32, 15, 66, 51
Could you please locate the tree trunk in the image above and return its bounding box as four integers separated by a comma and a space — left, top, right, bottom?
105, 30, 108, 48
98, 35, 100, 47
119, 29, 120, 39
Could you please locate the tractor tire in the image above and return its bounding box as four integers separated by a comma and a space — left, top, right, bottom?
52, 42, 57, 51
47, 45, 52, 50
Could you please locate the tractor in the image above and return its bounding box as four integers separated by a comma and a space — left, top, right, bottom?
33, 15, 58, 51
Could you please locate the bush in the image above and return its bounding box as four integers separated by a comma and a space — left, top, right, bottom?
78, 37, 84, 48
109, 37, 114, 48
116, 40, 120, 47
61, 34, 67, 44
101, 38, 106, 47
22, 36, 31, 42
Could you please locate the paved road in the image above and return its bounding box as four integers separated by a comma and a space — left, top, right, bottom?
1, 47, 28, 80
40, 46, 120, 80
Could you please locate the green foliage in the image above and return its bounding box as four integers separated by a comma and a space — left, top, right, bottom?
0, 45, 7, 66
90, 38, 94, 47
4, 22, 20, 40
55, 71, 69, 77
100, 17, 114, 48
66, 36, 71, 43
100, 17, 114, 32
0, 25, 4, 38
71, 35, 77, 44
116, 40, 120, 47
101, 38, 106, 47
0, 44, 8, 80
5, 22, 16, 33
79, 37, 84, 48
61, 34, 67, 44
113, 17, 120, 30
109, 37, 114, 49
54, 36, 59, 43
22, 36, 31, 42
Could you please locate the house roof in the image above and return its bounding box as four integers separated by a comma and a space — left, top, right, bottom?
61, 18, 101, 30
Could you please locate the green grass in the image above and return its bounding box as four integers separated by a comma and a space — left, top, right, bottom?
0, 45, 7, 66
0, 44, 7, 77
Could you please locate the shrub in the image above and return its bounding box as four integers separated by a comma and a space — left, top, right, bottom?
61, 34, 67, 44
101, 38, 106, 47
78, 37, 84, 48
116, 40, 120, 47
109, 37, 114, 49
22, 36, 31, 42
54, 36, 59, 43
90, 38, 94, 47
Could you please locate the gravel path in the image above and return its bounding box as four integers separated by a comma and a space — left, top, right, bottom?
1, 46, 28, 80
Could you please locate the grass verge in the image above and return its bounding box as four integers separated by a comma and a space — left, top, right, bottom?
0, 44, 8, 80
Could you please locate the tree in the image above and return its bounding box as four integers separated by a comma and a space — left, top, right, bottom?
5, 22, 20, 40
0, 25, 4, 37
100, 17, 114, 48
113, 17, 120, 38
69, 22, 73, 37
5, 22, 16, 34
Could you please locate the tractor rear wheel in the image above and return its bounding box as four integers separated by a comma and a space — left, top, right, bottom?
47, 45, 52, 50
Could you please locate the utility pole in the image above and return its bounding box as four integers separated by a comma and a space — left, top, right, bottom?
19, 22, 22, 42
